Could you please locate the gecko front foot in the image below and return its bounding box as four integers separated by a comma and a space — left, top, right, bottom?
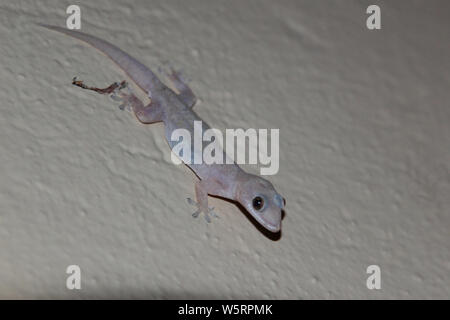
187, 198, 219, 223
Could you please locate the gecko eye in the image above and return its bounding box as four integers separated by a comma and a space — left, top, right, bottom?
252, 196, 264, 211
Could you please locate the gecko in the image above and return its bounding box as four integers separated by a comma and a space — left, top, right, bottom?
41, 25, 285, 233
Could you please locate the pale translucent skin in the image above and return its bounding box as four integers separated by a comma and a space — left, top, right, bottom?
42, 25, 284, 232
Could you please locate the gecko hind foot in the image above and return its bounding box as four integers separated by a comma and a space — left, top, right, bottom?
72, 77, 127, 95
187, 198, 219, 223
109, 82, 134, 112
158, 62, 197, 108
71, 77, 132, 111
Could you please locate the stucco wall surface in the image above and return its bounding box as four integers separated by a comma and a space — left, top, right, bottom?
0, 0, 448, 298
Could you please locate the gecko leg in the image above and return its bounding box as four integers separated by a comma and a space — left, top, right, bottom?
187, 180, 219, 223
71, 77, 163, 123
111, 85, 163, 123
159, 64, 197, 108
72, 77, 127, 94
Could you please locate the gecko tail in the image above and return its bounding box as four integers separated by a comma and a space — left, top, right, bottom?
39, 24, 164, 94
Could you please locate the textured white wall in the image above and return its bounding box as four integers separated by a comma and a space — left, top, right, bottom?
0, 0, 449, 299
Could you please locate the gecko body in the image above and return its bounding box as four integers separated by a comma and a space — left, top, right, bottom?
42, 25, 284, 232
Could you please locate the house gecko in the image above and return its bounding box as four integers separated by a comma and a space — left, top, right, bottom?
41, 25, 285, 232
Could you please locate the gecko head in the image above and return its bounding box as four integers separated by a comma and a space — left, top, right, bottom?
236, 174, 285, 233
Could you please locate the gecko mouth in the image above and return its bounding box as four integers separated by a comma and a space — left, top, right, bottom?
253, 213, 281, 233
264, 220, 281, 233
